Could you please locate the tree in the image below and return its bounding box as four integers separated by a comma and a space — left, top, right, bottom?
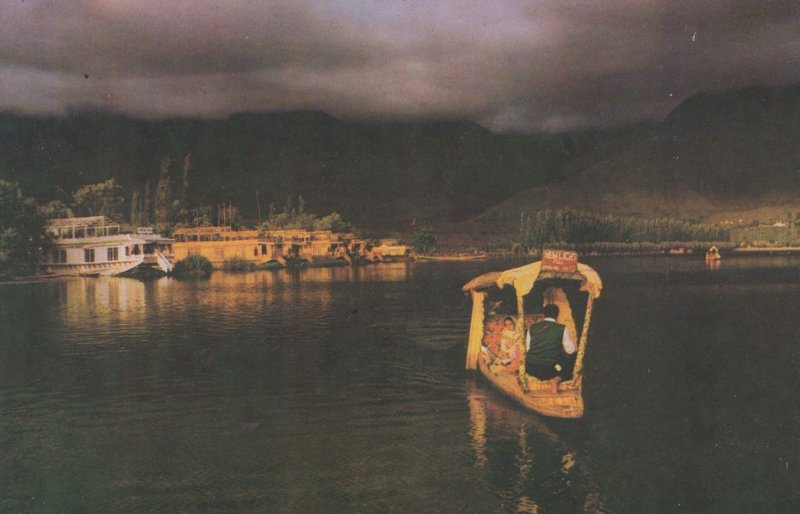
259, 197, 348, 232
314, 212, 350, 232
154, 157, 174, 223
0, 181, 45, 276
40, 200, 73, 220
73, 179, 125, 220
414, 227, 437, 254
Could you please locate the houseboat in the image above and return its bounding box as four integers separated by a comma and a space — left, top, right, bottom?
43, 216, 149, 276
133, 227, 175, 273
368, 239, 414, 262
173, 226, 269, 268
259, 229, 354, 266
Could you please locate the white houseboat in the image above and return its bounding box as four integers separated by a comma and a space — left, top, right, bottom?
42, 217, 173, 276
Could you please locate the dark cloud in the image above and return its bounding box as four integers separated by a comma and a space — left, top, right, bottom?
1, 0, 798, 131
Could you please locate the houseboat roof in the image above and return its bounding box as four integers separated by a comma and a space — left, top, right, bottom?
173, 226, 258, 241
173, 226, 233, 235
47, 216, 116, 229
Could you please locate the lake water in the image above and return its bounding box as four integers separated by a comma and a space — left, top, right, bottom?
2, 256, 800, 512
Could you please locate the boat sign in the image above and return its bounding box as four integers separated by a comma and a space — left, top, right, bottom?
541, 249, 578, 272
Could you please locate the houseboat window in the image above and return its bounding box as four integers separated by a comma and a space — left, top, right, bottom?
132, 245, 141, 255
84, 249, 95, 263
107, 247, 118, 261
125, 246, 130, 256
261, 244, 267, 255
215, 249, 225, 260
254, 247, 259, 256
53, 248, 67, 263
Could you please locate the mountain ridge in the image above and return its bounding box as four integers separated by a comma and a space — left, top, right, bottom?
462, 82, 800, 240
2, 82, 799, 238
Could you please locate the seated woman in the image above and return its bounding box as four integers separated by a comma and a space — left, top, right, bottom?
488, 316, 521, 373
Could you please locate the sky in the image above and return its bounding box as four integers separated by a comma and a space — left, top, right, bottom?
1, 0, 798, 132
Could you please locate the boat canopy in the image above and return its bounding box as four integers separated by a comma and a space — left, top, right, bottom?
462, 260, 602, 299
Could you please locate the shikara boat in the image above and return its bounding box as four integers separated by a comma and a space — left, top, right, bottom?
462, 250, 602, 418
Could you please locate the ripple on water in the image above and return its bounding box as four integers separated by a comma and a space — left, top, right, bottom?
5, 258, 800, 511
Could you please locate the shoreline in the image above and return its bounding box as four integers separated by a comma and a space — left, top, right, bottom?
4, 247, 800, 283
731, 246, 800, 254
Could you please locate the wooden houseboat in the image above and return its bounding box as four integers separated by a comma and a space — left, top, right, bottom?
173, 226, 271, 268
259, 229, 353, 265
368, 239, 414, 262
43, 216, 149, 276
462, 250, 602, 418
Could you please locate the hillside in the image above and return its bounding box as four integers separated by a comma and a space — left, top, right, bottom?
461, 84, 800, 242
2, 83, 799, 242
0, 111, 637, 232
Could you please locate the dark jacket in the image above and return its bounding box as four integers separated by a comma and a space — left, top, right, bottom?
526, 320, 566, 368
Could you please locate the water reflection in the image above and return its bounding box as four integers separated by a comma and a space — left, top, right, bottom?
60, 278, 151, 342
466, 379, 607, 512
4, 256, 800, 511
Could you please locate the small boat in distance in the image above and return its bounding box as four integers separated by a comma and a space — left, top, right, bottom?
462, 250, 602, 418
705, 246, 721, 261
416, 252, 488, 261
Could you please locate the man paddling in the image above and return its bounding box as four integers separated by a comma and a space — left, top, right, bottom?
525, 304, 576, 393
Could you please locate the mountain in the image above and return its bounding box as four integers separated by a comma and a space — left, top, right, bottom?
2, 82, 799, 239
0, 110, 621, 231
466, 83, 800, 239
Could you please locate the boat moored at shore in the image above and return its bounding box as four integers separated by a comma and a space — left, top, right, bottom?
42, 217, 159, 276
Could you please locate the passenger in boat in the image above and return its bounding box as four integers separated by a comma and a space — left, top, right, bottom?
494, 316, 519, 367
482, 316, 520, 372
525, 304, 576, 393
481, 317, 503, 363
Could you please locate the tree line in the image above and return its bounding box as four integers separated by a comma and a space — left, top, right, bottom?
0, 174, 357, 277
518, 208, 730, 248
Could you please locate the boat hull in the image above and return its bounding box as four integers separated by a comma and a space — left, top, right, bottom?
477, 357, 584, 418
43, 258, 144, 277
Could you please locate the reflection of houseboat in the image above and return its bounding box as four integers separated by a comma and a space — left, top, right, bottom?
43, 217, 152, 276
173, 227, 269, 268
705, 246, 721, 261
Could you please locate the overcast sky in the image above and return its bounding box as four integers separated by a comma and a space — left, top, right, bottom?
1, 0, 798, 131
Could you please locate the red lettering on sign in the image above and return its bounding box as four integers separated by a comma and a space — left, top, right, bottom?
541, 249, 578, 272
